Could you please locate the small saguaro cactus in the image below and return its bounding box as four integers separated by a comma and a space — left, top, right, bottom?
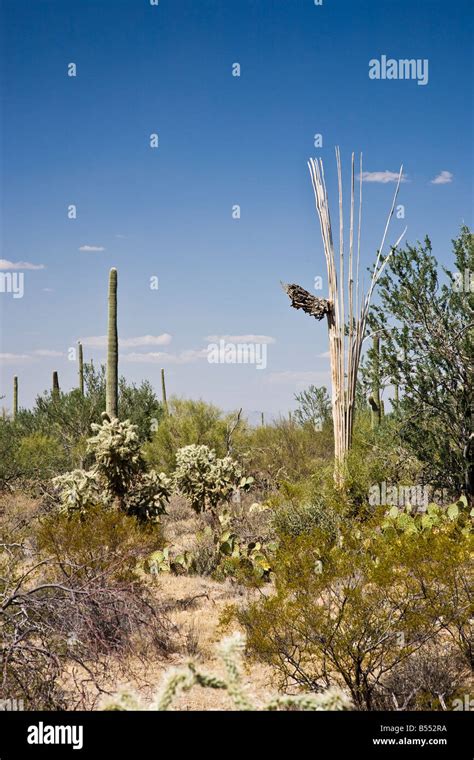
106, 268, 118, 419
261, 412, 265, 427
52, 371, 60, 396
368, 334, 381, 429
78, 341, 84, 396
13, 376, 18, 420
161, 368, 168, 414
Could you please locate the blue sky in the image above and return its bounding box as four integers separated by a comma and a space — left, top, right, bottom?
1, 0, 472, 419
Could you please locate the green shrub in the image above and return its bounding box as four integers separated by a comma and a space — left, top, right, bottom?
6, 363, 164, 478
35, 506, 164, 581
272, 495, 340, 539
0, 419, 21, 487
233, 420, 333, 489
144, 399, 239, 472
2, 505, 171, 709
236, 504, 472, 710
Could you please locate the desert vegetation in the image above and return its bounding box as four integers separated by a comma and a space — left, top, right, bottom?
0, 156, 472, 712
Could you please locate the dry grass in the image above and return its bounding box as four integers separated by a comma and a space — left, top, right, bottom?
0, 491, 275, 711
108, 573, 274, 710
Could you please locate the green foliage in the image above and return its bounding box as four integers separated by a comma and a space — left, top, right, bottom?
237, 506, 472, 710
271, 488, 340, 539
381, 494, 473, 539
118, 376, 164, 442
36, 506, 163, 581
6, 363, 164, 482
293, 385, 331, 429
103, 633, 352, 712
368, 227, 473, 498
212, 510, 274, 582
145, 547, 171, 576
144, 398, 234, 472
173, 443, 253, 514
15, 433, 66, 480
0, 419, 21, 487
233, 419, 334, 489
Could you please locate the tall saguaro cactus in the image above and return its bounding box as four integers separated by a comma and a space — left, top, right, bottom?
78, 341, 84, 396
13, 376, 18, 420
52, 371, 60, 396
106, 268, 119, 418
161, 368, 168, 414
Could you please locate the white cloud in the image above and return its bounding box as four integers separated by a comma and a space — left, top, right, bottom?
32, 349, 64, 357
206, 334, 276, 344
0, 353, 31, 363
121, 349, 208, 365
81, 333, 172, 348
121, 334, 172, 348
430, 170, 453, 185
0, 259, 45, 270
317, 350, 331, 359
359, 171, 407, 184
78, 245, 106, 252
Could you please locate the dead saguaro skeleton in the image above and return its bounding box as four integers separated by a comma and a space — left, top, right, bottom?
283, 148, 406, 483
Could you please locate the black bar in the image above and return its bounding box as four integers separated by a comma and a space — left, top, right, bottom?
0, 710, 471, 758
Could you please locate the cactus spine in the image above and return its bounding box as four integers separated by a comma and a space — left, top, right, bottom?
13, 376, 18, 420
106, 268, 118, 419
52, 371, 60, 396
78, 341, 84, 396
161, 368, 168, 414
368, 334, 381, 429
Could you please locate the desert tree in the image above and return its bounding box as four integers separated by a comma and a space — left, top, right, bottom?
368, 227, 473, 500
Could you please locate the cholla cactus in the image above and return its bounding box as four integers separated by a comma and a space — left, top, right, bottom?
52, 468, 105, 517
53, 417, 171, 521
101, 632, 352, 712
174, 444, 253, 514
125, 469, 173, 522
87, 417, 143, 497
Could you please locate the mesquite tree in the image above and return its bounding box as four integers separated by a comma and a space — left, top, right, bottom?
284, 148, 405, 482
369, 228, 473, 500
